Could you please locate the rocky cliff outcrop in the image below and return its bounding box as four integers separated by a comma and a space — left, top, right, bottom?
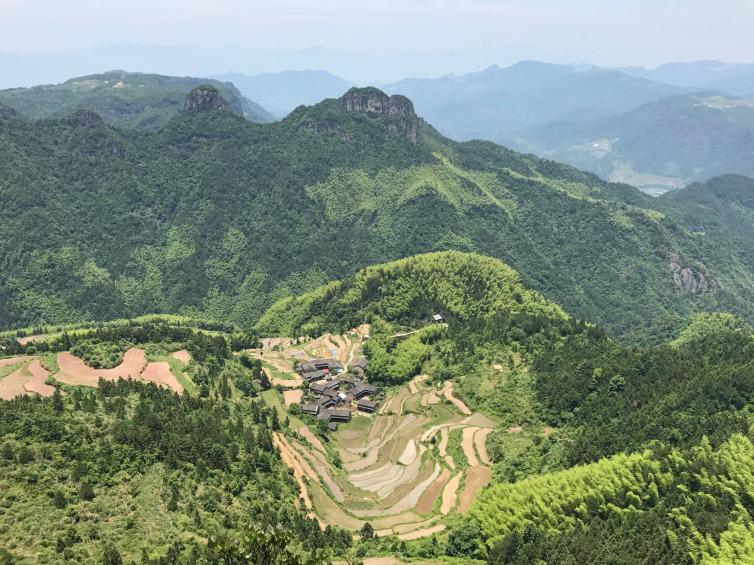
342, 87, 419, 143
184, 85, 229, 113
670, 254, 714, 293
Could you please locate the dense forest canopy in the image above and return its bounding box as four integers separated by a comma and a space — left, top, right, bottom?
2, 86, 754, 343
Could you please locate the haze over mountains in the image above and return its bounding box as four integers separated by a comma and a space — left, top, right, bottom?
3, 46, 754, 193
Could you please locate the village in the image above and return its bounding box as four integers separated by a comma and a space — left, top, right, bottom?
297, 356, 381, 430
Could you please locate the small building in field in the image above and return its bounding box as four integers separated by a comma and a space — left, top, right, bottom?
357, 399, 378, 413
432, 313, 445, 323
351, 357, 367, 375
328, 421, 339, 432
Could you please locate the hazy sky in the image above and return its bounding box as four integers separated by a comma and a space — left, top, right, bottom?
2, 0, 753, 70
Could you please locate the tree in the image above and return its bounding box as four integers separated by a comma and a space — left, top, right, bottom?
53, 489, 67, 509
359, 522, 374, 541
52, 386, 64, 414
102, 543, 123, 565
259, 370, 271, 391
78, 480, 95, 501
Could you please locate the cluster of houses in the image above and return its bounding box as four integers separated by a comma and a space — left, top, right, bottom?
297, 357, 380, 430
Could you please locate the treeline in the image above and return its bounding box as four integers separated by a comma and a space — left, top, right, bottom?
459, 433, 754, 564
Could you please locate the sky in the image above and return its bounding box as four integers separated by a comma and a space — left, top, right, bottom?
1, 0, 753, 81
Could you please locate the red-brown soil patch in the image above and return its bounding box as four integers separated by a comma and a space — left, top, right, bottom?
283, 389, 303, 407
461, 427, 480, 466
171, 349, 191, 364
0, 364, 31, 400
140, 362, 183, 393
0, 356, 34, 368
458, 466, 491, 513
474, 428, 493, 465
415, 469, 450, 514
56, 348, 146, 386
441, 472, 462, 514
16, 335, 47, 345
398, 524, 446, 541
24, 360, 54, 397
443, 381, 472, 415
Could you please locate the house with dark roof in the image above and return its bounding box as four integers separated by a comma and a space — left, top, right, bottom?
357, 399, 378, 413
299, 359, 344, 374
301, 403, 319, 416
350, 356, 367, 375
351, 382, 379, 400
316, 396, 335, 409
302, 369, 327, 382
317, 409, 351, 423
309, 382, 327, 395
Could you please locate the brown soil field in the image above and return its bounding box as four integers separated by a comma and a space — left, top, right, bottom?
397, 439, 417, 465
399, 524, 446, 541
0, 364, 31, 400
415, 469, 450, 514
462, 412, 497, 427
421, 391, 440, 406
444, 455, 456, 469
461, 427, 480, 466
273, 433, 313, 510
443, 381, 472, 415
261, 337, 294, 350
16, 334, 47, 345
265, 368, 304, 388
458, 466, 492, 513
140, 362, 184, 393
0, 355, 34, 368
474, 428, 493, 465
283, 389, 303, 407
441, 472, 462, 514
297, 426, 326, 453
24, 360, 54, 397
56, 348, 146, 386
171, 349, 191, 364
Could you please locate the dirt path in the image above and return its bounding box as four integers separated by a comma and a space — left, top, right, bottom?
461, 427, 480, 467
458, 466, 492, 513
140, 362, 184, 393
441, 472, 462, 514
24, 360, 54, 397
171, 350, 191, 364
416, 469, 450, 514
474, 428, 493, 465
0, 363, 31, 400
283, 389, 303, 407
408, 374, 428, 395
443, 381, 472, 415
399, 524, 446, 541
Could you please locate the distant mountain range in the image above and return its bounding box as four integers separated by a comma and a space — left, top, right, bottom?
619, 61, 754, 96
0, 70, 274, 129
212, 70, 353, 117
511, 93, 754, 195
384, 61, 687, 140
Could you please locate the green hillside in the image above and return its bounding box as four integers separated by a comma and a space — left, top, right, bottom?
2, 85, 754, 341
0, 70, 274, 129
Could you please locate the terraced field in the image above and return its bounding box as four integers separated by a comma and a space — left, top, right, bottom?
260, 328, 497, 540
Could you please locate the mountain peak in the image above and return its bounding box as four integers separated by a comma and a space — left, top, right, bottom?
341, 87, 419, 143
184, 85, 230, 113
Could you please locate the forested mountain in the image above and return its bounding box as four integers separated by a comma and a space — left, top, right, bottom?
3, 84, 754, 341
213, 70, 353, 118
254, 253, 754, 563
384, 61, 685, 141
0, 71, 274, 129
512, 93, 754, 194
